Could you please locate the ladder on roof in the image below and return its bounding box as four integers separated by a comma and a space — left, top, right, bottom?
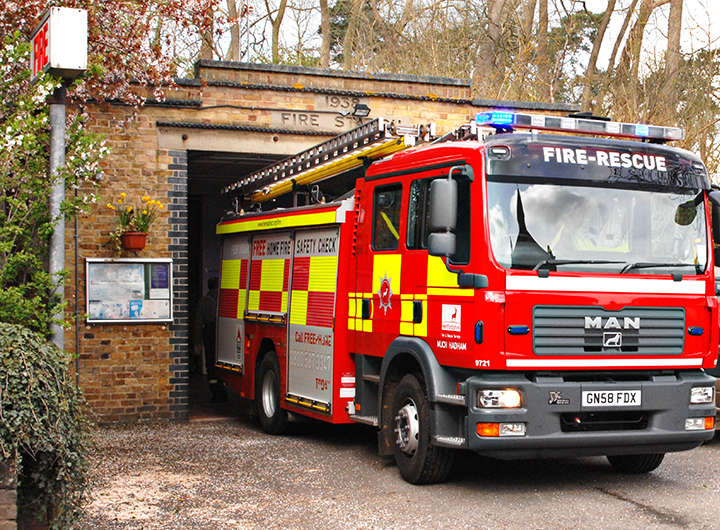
222, 117, 435, 204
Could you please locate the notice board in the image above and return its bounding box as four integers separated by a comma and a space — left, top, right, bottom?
86, 258, 173, 323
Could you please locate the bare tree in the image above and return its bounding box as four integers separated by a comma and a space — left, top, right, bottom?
581, 0, 616, 112
520, 0, 537, 42
199, 16, 215, 59
536, 0, 550, 101
225, 0, 241, 61
342, 0, 363, 70
473, 0, 524, 96
320, 0, 331, 67
617, 0, 672, 83
666, 0, 683, 76
264, 0, 289, 63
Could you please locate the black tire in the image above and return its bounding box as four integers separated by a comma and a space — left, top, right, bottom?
255, 351, 288, 435
607, 453, 665, 474
392, 373, 454, 484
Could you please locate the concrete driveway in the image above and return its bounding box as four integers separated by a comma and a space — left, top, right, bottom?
74, 375, 720, 529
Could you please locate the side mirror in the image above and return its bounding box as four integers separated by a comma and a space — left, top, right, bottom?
428, 232, 456, 257
675, 201, 697, 226
429, 178, 457, 232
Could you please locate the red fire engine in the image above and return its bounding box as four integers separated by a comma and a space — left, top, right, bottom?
214, 113, 719, 484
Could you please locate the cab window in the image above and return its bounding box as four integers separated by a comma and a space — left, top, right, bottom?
373, 185, 402, 251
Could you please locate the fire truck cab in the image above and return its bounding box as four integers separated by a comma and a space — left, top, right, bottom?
215, 113, 720, 484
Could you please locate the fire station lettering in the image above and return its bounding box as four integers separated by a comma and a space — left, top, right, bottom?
543, 147, 667, 172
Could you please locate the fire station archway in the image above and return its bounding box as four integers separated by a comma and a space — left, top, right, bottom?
156, 116, 377, 413
185, 134, 360, 409
187, 148, 285, 407
186, 139, 367, 410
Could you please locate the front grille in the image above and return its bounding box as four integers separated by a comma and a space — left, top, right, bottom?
533, 306, 685, 356
560, 411, 648, 432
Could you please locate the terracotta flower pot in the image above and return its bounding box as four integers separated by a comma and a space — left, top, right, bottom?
120, 232, 148, 251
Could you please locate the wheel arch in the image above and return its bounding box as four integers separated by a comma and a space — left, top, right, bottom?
253, 337, 278, 399
376, 337, 458, 456
379, 336, 458, 407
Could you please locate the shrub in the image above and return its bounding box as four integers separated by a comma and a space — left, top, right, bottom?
0, 323, 93, 529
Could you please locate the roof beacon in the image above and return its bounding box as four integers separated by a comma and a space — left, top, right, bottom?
475, 111, 685, 142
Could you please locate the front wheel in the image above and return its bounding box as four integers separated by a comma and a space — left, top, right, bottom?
392, 374, 454, 484
255, 351, 288, 435
607, 453, 665, 474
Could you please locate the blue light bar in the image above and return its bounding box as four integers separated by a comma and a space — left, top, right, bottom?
476, 111, 515, 126
635, 124, 650, 137
473, 111, 685, 142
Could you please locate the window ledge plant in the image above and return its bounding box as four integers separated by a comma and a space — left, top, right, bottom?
108, 193, 164, 252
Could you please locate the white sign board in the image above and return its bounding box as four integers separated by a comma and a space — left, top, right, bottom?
31, 7, 88, 80
86, 258, 173, 323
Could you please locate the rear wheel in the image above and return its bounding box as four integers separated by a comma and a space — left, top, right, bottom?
255, 351, 288, 435
607, 453, 665, 474
392, 373, 454, 484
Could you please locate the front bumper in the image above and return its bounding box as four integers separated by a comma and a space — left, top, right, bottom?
463, 370, 716, 459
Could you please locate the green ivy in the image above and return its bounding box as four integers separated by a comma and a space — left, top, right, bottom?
0, 323, 92, 528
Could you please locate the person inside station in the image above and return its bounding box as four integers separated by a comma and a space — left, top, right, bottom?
194, 276, 228, 403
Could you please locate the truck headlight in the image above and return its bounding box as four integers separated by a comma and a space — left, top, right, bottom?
690, 387, 715, 404
478, 389, 521, 408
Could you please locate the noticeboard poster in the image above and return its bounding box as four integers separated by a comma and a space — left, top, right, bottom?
86, 258, 173, 323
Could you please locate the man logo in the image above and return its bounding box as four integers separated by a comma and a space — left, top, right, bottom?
603, 332, 622, 348
585, 316, 640, 330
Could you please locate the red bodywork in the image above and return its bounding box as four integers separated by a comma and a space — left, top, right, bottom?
216, 136, 718, 426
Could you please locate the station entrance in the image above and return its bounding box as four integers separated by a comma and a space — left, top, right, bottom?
187, 149, 286, 413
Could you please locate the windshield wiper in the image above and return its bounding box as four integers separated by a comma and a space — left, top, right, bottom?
620, 262, 698, 274
533, 259, 624, 271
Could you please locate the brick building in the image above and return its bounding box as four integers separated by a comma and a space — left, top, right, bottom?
69, 61, 577, 423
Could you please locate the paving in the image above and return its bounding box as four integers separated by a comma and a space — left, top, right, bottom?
74, 377, 720, 530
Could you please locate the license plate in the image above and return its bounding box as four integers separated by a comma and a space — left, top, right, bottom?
582, 390, 641, 407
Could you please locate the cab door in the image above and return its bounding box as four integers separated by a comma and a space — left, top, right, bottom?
354, 182, 405, 356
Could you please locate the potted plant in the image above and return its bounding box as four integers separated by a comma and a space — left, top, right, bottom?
107, 193, 164, 252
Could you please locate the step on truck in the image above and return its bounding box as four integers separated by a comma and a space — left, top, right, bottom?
214, 112, 720, 484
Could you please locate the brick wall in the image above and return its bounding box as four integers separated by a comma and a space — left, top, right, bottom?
167, 149, 190, 421
69, 62, 578, 423
70, 104, 179, 423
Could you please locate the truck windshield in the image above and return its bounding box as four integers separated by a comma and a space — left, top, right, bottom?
487, 181, 707, 275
